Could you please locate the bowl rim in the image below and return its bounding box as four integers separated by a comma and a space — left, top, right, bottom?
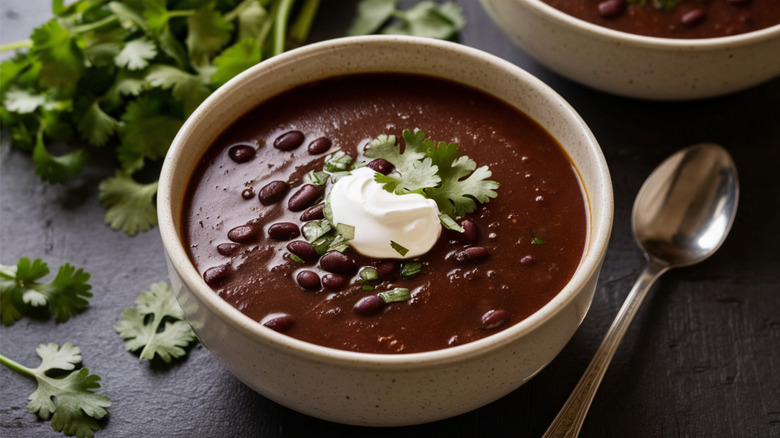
511, 0, 780, 48
158, 35, 614, 370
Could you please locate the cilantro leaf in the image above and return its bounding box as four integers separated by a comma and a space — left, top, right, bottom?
212, 37, 262, 87
77, 100, 120, 147
98, 172, 159, 236
3, 89, 47, 113
364, 130, 440, 194
117, 93, 183, 172
0, 257, 93, 326
29, 19, 85, 89
348, 0, 465, 39
0, 343, 111, 438
115, 281, 198, 362
114, 37, 157, 70
32, 122, 89, 184
186, 5, 234, 66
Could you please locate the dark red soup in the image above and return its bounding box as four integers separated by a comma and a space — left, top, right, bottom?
543, 0, 780, 39
182, 74, 588, 354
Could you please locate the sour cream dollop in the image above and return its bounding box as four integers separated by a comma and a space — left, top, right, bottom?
328, 167, 442, 259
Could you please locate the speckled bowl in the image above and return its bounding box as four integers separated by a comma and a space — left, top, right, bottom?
480, 0, 780, 100
158, 35, 613, 426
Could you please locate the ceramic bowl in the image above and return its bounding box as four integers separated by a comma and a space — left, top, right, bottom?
480, 0, 780, 100
158, 35, 613, 426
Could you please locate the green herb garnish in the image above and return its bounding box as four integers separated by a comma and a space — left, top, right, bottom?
336, 223, 355, 241
115, 281, 198, 362
378, 287, 411, 303
400, 262, 422, 278
359, 266, 380, 282
390, 240, 409, 257
0, 343, 111, 438
347, 0, 466, 40
364, 128, 500, 226
0, 257, 92, 326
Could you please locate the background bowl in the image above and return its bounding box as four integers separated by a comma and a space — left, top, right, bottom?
158, 35, 613, 426
480, 0, 780, 100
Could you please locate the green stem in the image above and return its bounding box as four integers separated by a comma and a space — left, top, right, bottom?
71, 14, 119, 34
288, 0, 320, 47
0, 39, 33, 53
272, 0, 295, 56
0, 352, 35, 378
167, 10, 196, 19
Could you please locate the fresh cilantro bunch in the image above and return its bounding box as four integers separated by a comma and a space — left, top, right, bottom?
0, 342, 111, 438
0, 257, 92, 326
364, 129, 500, 227
115, 281, 198, 362
348, 0, 465, 39
0, 0, 323, 236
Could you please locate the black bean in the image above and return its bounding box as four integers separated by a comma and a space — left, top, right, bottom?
367, 158, 394, 175
597, 0, 624, 18
268, 222, 300, 241
520, 254, 536, 266
375, 260, 397, 278
227, 224, 260, 243
681, 8, 705, 26
273, 130, 305, 151
308, 137, 331, 155
258, 180, 289, 205
458, 218, 478, 244
454, 246, 489, 262
300, 203, 325, 221
481, 309, 508, 329
217, 243, 240, 256
288, 184, 321, 211
322, 273, 350, 290
203, 264, 231, 287
241, 187, 255, 199
228, 144, 256, 163
320, 251, 356, 274
262, 313, 294, 332
296, 270, 321, 290
353, 295, 385, 316
287, 240, 318, 262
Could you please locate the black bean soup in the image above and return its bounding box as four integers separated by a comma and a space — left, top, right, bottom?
543, 0, 780, 38
182, 74, 588, 354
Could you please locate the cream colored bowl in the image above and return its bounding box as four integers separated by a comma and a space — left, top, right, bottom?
158, 35, 613, 426
481, 0, 780, 100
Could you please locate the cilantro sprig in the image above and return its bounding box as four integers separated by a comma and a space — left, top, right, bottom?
0, 343, 111, 438
0, 0, 324, 236
364, 128, 500, 226
0, 0, 466, 237
115, 281, 198, 362
0, 257, 92, 326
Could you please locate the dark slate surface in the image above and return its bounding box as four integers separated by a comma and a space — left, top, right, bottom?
2, 1, 779, 437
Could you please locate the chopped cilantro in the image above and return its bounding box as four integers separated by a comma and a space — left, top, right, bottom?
390, 240, 409, 256
359, 267, 380, 282
400, 262, 422, 278
0, 257, 92, 326
378, 287, 411, 303
0, 343, 111, 438
336, 223, 355, 241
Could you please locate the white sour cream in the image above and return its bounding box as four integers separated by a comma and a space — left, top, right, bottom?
328, 167, 441, 259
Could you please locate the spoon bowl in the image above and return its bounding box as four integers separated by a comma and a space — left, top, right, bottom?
544, 143, 739, 437
633, 143, 739, 268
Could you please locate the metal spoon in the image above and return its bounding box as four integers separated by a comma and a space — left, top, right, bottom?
543, 143, 739, 438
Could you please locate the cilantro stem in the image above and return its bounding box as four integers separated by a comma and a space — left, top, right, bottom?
273, 0, 296, 56
0, 352, 35, 379
289, 0, 321, 47
71, 14, 119, 34
0, 39, 33, 52
167, 10, 196, 19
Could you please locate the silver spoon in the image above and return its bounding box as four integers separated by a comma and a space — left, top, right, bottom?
543, 143, 739, 438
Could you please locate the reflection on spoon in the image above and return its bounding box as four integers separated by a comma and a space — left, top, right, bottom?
543, 143, 739, 438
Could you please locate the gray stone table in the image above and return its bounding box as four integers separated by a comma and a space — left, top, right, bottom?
2, 1, 779, 437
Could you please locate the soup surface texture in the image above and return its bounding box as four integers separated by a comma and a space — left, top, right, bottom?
543, 0, 780, 39
182, 74, 587, 354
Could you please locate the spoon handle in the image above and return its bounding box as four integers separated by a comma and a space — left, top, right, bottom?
542, 260, 668, 438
